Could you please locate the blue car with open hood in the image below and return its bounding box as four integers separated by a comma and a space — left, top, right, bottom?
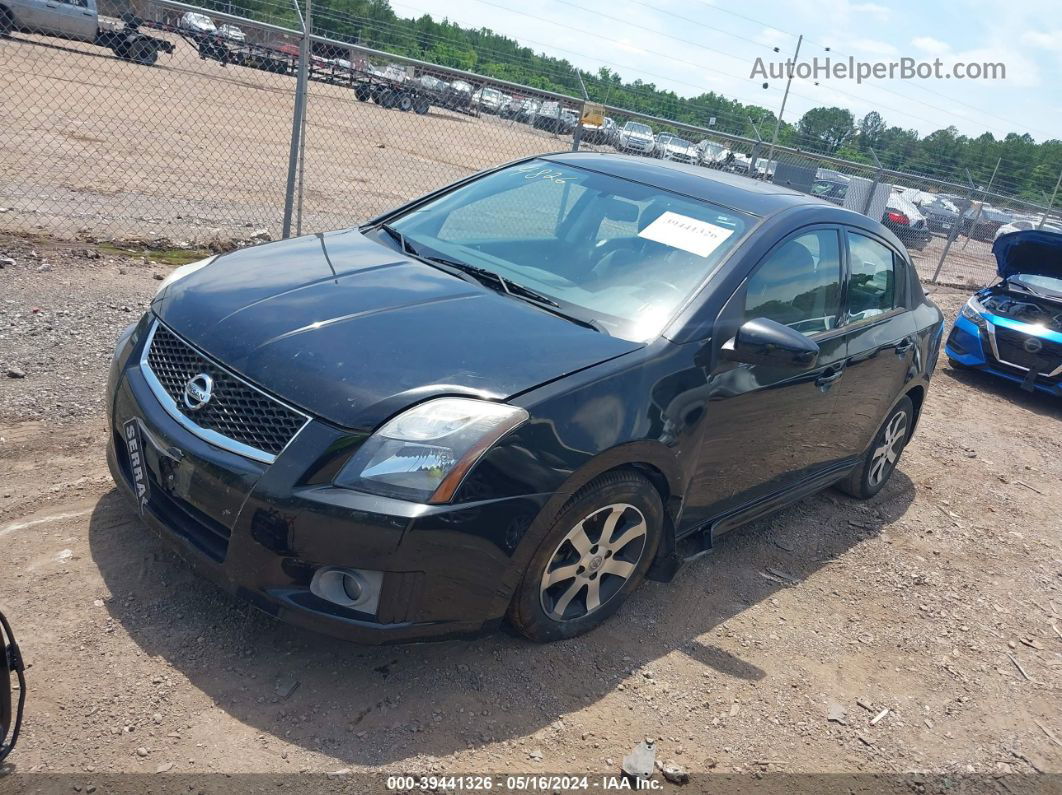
945, 229, 1062, 396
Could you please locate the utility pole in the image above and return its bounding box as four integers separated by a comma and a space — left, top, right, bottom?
766, 34, 801, 167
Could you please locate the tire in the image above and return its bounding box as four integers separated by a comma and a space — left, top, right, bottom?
130, 40, 157, 66
0, 8, 13, 36
835, 395, 913, 500
355, 85, 371, 102
396, 93, 413, 112
507, 470, 662, 643
413, 96, 430, 115
947, 356, 969, 370
380, 90, 398, 109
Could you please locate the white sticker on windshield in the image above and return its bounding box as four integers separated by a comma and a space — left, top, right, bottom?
637, 211, 734, 258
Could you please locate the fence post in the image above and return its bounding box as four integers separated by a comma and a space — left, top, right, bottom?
295, 0, 312, 236
1038, 168, 1062, 230
960, 156, 1000, 251
572, 101, 584, 152
931, 172, 976, 284
861, 149, 883, 216
282, 0, 309, 239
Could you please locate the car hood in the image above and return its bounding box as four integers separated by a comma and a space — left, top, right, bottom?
992, 229, 1062, 280
153, 230, 641, 430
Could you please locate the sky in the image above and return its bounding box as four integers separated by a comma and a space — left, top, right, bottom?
393, 0, 1061, 142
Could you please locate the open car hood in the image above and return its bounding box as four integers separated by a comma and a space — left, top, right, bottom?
992, 229, 1062, 280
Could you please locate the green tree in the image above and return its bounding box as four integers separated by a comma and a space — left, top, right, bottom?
797, 107, 855, 153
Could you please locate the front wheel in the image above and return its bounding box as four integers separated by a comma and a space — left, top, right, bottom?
508, 471, 662, 643
836, 395, 913, 499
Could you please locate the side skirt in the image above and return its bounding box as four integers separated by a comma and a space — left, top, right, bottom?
646, 458, 860, 582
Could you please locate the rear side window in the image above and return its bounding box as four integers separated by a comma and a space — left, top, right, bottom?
847, 233, 897, 321
744, 229, 842, 336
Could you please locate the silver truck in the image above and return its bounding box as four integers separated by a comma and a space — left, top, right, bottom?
0, 0, 175, 64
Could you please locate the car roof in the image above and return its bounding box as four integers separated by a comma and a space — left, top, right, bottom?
544, 151, 828, 217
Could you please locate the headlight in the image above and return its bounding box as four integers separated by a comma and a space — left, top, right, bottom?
334, 398, 529, 503
154, 255, 217, 297
960, 296, 988, 328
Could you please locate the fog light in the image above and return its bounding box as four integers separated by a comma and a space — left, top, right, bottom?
341, 571, 363, 602
309, 567, 383, 615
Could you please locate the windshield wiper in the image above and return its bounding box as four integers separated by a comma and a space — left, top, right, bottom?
421, 256, 605, 333
376, 228, 604, 333
379, 223, 418, 257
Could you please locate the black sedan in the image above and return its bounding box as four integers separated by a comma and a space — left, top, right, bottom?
106, 153, 944, 643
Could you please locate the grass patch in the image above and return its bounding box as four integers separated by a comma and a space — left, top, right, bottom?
99, 244, 211, 267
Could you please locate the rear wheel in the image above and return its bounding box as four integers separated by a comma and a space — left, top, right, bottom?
508, 471, 662, 643
0, 8, 14, 36
836, 396, 913, 499
413, 96, 430, 115
355, 85, 372, 102
130, 40, 157, 65
396, 92, 414, 112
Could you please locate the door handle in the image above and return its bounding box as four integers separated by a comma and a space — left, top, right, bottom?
894, 339, 914, 356
815, 367, 844, 387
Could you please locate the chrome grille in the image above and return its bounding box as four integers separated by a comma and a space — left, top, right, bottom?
143, 322, 308, 460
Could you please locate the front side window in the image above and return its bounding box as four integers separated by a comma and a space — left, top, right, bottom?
847, 233, 897, 322
387, 159, 751, 341
744, 230, 842, 336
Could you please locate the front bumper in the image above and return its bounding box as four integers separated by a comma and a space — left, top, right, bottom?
105, 319, 552, 643
945, 312, 1062, 397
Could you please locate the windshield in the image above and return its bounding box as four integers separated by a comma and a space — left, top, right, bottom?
626, 123, 651, 135
670, 138, 692, 148
386, 159, 752, 341
1012, 273, 1062, 295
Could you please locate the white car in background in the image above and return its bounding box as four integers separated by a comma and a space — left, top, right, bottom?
994, 217, 1062, 240
695, 140, 729, 166
656, 134, 697, 164
615, 121, 654, 154
178, 12, 216, 35
216, 23, 245, 43
472, 87, 505, 113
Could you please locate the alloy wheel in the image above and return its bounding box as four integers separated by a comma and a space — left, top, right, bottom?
539, 503, 648, 622
868, 409, 908, 487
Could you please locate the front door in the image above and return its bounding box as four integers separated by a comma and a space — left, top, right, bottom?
683, 227, 851, 527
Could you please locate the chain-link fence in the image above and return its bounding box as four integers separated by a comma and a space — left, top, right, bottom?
2, 0, 1060, 285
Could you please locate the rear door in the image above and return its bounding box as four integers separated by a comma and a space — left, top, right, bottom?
828, 229, 919, 458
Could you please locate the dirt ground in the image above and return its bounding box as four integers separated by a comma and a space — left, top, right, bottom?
0, 29, 570, 246
1, 232, 1060, 789
0, 28, 1002, 291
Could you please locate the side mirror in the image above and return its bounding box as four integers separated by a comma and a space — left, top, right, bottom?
723, 317, 820, 370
